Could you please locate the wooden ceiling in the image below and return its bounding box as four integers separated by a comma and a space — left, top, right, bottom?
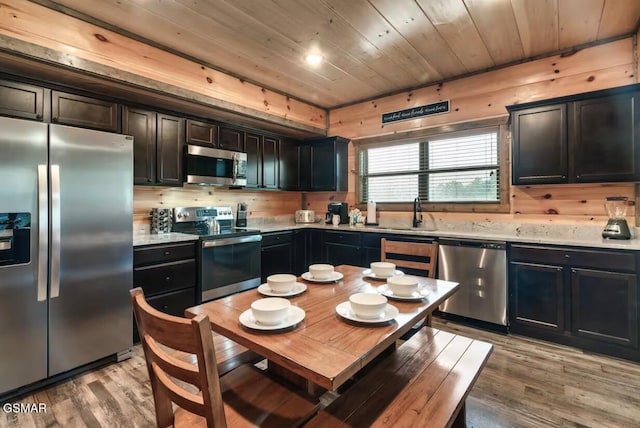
41, 0, 640, 109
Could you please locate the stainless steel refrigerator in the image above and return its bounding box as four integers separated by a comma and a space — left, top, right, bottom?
0, 116, 133, 396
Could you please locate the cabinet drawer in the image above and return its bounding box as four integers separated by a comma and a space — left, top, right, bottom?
361, 233, 434, 248
511, 245, 636, 272
324, 230, 361, 246
134, 259, 196, 296
262, 231, 292, 247
134, 242, 196, 266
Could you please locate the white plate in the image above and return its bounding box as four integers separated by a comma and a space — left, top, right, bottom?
377, 284, 430, 301
239, 306, 306, 331
257, 282, 307, 297
362, 268, 405, 280
301, 271, 344, 283
335, 301, 399, 324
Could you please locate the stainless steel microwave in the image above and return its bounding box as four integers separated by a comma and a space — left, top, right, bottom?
184, 145, 247, 186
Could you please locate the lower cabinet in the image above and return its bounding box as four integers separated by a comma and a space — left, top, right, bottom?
133, 241, 197, 342
261, 231, 293, 282
323, 230, 362, 267
509, 244, 639, 361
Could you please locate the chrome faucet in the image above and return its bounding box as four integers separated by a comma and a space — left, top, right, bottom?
412, 197, 423, 228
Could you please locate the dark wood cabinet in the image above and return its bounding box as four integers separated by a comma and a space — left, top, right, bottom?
186, 119, 217, 147
512, 104, 567, 184
156, 113, 184, 186
571, 268, 638, 348
509, 244, 639, 361
570, 93, 638, 182
323, 230, 362, 267
219, 126, 244, 151
124, 107, 184, 186
124, 107, 156, 185
279, 138, 301, 190
52, 91, 120, 132
508, 84, 640, 185
0, 79, 45, 121
245, 132, 279, 189
261, 231, 293, 282
133, 242, 197, 343
301, 136, 349, 191
510, 261, 565, 333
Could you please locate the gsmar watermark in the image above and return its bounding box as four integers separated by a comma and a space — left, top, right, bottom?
3, 402, 47, 413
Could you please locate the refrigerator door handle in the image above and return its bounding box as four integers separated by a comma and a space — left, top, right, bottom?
50, 164, 61, 298
37, 164, 48, 302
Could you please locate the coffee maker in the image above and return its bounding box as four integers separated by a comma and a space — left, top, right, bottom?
602, 196, 631, 239
325, 202, 349, 224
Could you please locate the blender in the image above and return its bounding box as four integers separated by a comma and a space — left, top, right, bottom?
602, 196, 631, 239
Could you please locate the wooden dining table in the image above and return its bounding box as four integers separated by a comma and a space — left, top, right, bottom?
185, 264, 459, 393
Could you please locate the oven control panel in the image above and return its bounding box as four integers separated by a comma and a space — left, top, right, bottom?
173, 206, 234, 222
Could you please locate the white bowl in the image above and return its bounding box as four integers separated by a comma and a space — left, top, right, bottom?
309, 264, 334, 279
267, 274, 296, 293
387, 275, 419, 297
370, 261, 396, 277
250, 298, 291, 325
349, 293, 388, 319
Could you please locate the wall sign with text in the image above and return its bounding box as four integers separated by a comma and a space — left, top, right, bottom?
381, 100, 450, 124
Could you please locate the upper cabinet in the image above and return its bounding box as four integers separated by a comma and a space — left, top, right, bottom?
0, 79, 45, 121
186, 119, 217, 147
245, 132, 279, 189
51, 91, 120, 132
301, 136, 350, 192
508, 84, 640, 185
124, 107, 184, 186
218, 126, 244, 152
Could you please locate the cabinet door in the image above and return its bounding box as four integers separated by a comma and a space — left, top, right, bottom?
571, 93, 638, 182
261, 244, 293, 282
310, 140, 336, 191
512, 104, 567, 184
293, 229, 308, 276
571, 268, 638, 348
279, 139, 300, 190
245, 133, 261, 188
0, 79, 45, 121
186, 119, 216, 147
325, 243, 362, 266
219, 126, 244, 151
308, 229, 325, 264
51, 91, 120, 132
262, 136, 279, 189
156, 114, 184, 186
510, 262, 565, 334
124, 107, 156, 185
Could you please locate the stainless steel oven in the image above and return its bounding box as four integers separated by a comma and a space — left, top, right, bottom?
200, 234, 262, 301
172, 206, 261, 302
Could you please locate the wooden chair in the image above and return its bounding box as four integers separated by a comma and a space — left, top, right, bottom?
130, 288, 319, 428
380, 239, 439, 278
381, 239, 439, 328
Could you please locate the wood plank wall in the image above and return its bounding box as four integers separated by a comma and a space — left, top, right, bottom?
318, 38, 639, 227
134, 187, 302, 227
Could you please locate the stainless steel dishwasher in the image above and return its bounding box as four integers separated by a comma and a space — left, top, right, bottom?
438, 238, 507, 326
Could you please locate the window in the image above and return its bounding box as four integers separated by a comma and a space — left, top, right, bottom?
358, 127, 501, 205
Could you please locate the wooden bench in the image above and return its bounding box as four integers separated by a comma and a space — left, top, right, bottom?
304, 327, 493, 427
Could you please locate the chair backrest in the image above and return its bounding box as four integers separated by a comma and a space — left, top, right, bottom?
130, 287, 226, 428
380, 239, 439, 278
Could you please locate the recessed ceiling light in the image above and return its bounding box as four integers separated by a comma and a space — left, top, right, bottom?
305, 53, 323, 65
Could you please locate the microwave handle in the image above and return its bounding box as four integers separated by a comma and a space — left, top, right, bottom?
232, 153, 239, 184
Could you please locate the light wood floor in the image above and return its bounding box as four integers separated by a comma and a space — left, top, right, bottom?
2, 319, 640, 428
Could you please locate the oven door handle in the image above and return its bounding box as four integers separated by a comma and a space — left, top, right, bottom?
202, 234, 262, 248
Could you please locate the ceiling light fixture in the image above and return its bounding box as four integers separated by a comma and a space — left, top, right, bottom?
305, 53, 323, 65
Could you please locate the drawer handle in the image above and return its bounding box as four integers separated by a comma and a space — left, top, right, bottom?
564, 254, 570, 259
164, 251, 171, 256
165, 276, 171, 282
162, 305, 169, 311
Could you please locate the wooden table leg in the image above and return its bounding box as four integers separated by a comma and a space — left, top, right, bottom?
451, 402, 466, 428
266, 361, 326, 398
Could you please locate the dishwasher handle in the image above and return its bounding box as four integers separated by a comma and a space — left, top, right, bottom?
439, 238, 506, 250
